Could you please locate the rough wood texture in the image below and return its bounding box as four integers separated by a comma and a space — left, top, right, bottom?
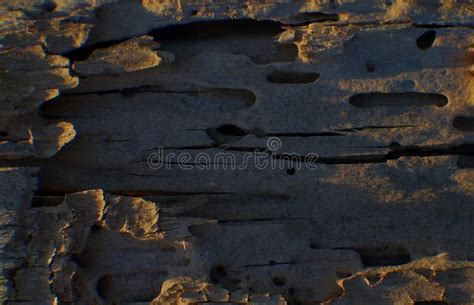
1, 1, 474, 304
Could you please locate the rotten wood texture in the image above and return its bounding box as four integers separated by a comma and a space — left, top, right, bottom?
1, 1, 474, 305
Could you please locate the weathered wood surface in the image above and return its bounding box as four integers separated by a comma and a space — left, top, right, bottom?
1, 1, 474, 304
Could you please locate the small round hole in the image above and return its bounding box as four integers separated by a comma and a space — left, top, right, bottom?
416, 30, 436, 50
288, 287, 296, 295
42, 2, 57, 12
215, 124, 246, 136
210, 265, 227, 284
389, 142, 401, 149
97, 275, 111, 301
286, 168, 296, 175
90, 224, 102, 231
272, 276, 286, 287
366, 63, 375, 72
